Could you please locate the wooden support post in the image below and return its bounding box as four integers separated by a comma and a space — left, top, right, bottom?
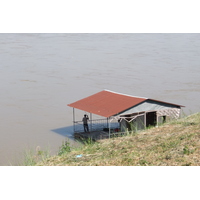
156, 112, 159, 127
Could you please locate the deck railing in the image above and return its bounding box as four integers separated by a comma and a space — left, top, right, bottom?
73, 118, 119, 133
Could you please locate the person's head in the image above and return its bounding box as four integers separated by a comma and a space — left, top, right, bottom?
84, 114, 87, 117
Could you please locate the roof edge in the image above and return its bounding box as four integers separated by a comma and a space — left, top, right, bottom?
148, 98, 185, 107
103, 89, 147, 100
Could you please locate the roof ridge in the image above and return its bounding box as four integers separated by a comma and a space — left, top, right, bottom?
103, 89, 147, 99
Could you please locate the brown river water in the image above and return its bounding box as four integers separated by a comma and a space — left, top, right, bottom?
0, 33, 200, 165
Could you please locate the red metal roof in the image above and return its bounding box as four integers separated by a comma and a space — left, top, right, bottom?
68, 90, 147, 118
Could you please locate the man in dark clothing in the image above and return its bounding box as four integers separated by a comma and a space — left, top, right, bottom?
82, 114, 89, 132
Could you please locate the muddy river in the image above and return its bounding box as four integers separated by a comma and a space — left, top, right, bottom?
0, 33, 199, 165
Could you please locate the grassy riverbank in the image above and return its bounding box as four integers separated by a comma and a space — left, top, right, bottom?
28, 113, 200, 166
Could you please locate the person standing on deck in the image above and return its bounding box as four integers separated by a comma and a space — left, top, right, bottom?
82, 114, 89, 132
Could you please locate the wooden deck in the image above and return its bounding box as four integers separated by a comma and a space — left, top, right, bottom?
74, 130, 125, 141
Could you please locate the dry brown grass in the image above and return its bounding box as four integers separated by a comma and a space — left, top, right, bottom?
37, 113, 200, 166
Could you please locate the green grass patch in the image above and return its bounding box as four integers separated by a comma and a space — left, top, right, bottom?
32, 113, 200, 166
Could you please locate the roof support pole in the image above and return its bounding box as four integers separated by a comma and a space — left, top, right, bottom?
109, 117, 111, 139
73, 108, 75, 133
90, 113, 92, 132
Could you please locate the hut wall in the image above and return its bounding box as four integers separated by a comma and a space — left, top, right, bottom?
119, 107, 181, 132
120, 114, 145, 132
132, 115, 145, 131
157, 108, 181, 120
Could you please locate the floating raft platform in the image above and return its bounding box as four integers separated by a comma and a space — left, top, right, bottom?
74, 130, 126, 141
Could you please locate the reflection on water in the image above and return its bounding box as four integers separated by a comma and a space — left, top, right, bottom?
0, 33, 200, 165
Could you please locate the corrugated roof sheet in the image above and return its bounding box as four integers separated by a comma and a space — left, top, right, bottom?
148, 98, 184, 108
68, 90, 147, 118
